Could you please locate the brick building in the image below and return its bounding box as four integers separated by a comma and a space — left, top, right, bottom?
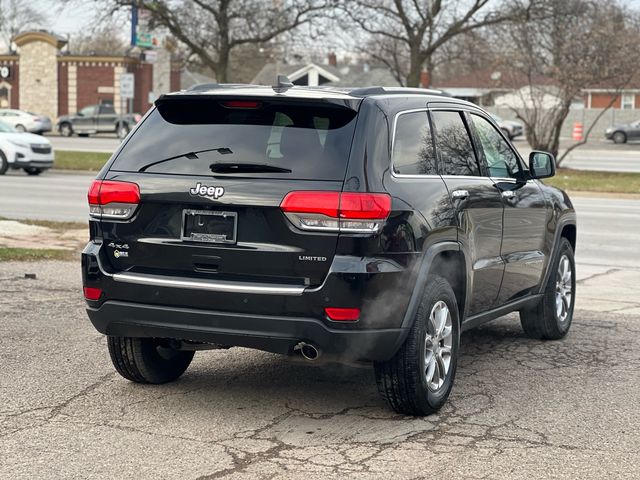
0, 31, 181, 122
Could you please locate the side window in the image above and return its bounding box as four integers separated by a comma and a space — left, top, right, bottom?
79, 105, 98, 116
99, 104, 116, 115
431, 111, 479, 176
392, 111, 436, 175
471, 114, 522, 178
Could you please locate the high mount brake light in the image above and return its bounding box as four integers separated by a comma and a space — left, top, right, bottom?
221, 100, 262, 109
88, 180, 140, 220
280, 191, 391, 233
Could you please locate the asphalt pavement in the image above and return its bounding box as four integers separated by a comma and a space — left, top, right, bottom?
1, 252, 639, 478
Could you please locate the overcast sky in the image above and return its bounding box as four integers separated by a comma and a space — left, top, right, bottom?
31, 0, 640, 39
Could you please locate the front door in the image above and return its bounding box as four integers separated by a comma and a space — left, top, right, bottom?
468, 113, 549, 305
431, 110, 505, 316
75, 105, 98, 133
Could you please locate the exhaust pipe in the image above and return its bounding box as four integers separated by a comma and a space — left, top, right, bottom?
295, 341, 320, 361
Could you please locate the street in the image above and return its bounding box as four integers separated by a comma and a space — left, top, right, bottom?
2, 174, 640, 477
1, 252, 639, 478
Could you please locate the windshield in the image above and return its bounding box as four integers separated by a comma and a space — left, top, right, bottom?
0, 120, 16, 133
110, 99, 359, 180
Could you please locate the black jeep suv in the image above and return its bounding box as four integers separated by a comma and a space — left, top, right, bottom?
82, 84, 576, 415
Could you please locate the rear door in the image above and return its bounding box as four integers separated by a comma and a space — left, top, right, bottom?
431, 109, 505, 315
100, 96, 359, 296
468, 113, 549, 304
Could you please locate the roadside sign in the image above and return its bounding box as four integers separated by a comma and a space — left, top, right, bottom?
120, 73, 135, 99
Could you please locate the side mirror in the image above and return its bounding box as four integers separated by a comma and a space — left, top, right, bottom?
529, 151, 555, 179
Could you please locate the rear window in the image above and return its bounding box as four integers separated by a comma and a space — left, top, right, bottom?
110, 98, 358, 180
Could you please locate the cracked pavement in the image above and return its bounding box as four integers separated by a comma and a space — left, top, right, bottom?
1, 258, 639, 479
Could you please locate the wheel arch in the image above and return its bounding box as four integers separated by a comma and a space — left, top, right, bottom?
538, 214, 577, 294
400, 242, 464, 332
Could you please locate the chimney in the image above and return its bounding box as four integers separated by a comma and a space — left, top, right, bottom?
328, 52, 337, 67
420, 70, 431, 88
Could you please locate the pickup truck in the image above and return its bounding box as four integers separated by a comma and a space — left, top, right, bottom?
57, 104, 142, 139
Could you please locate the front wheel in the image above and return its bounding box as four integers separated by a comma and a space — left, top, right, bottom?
0, 151, 8, 175
520, 238, 575, 339
24, 167, 43, 175
612, 131, 627, 144
59, 123, 73, 137
15, 124, 26, 133
107, 336, 195, 384
374, 276, 460, 416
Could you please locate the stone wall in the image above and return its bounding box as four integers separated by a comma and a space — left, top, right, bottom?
18, 40, 58, 120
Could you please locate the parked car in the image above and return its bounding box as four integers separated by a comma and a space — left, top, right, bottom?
491, 113, 524, 140
82, 84, 576, 416
57, 104, 142, 139
0, 120, 54, 175
0, 108, 52, 134
605, 120, 640, 144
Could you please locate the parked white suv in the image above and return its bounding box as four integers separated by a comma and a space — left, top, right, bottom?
0, 121, 54, 175
0, 109, 52, 134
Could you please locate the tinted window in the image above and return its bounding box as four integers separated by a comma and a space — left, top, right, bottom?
471, 114, 521, 178
431, 111, 479, 176
392, 111, 436, 175
110, 99, 357, 180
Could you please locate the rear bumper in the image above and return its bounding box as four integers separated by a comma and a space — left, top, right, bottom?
82, 241, 413, 362
87, 300, 406, 361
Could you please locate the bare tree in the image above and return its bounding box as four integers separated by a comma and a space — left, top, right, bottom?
342, 0, 532, 87
101, 0, 329, 83
496, 0, 640, 161
68, 22, 129, 55
0, 0, 46, 50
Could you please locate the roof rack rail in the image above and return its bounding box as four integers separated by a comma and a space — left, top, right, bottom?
348, 86, 451, 98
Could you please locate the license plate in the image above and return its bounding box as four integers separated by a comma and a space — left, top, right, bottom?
182, 209, 237, 244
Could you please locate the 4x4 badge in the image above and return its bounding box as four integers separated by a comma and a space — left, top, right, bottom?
190, 182, 225, 200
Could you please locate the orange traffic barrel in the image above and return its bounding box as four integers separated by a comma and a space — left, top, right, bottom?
572, 122, 584, 141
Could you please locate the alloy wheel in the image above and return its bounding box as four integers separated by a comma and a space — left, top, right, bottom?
555, 254, 573, 323
424, 300, 453, 391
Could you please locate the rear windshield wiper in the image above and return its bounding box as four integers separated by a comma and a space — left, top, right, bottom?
210, 163, 292, 174
138, 147, 232, 172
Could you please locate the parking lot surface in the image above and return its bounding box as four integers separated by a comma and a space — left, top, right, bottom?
1, 260, 639, 479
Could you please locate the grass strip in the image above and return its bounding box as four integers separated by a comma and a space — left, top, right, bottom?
544, 168, 640, 194
0, 247, 76, 262
53, 150, 111, 171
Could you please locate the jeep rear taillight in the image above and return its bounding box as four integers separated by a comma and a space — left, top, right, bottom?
88, 180, 140, 220
280, 191, 391, 233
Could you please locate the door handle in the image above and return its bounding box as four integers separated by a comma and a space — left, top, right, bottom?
451, 189, 469, 199
501, 190, 516, 198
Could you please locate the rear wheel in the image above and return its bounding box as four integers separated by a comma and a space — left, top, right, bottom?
23, 167, 43, 175
107, 336, 195, 384
15, 124, 26, 133
117, 123, 130, 139
612, 131, 627, 144
0, 151, 7, 175
374, 276, 460, 416
520, 238, 575, 339
59, 123, 73, 137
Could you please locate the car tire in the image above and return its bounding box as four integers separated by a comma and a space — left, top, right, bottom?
374, 275, 460, 416
107, 336, 195, 384
520, 238, 575, 340
117, 123, 130, 139
0, 151, 8, 175
15, 124, 26, 133
59, 123, 73, 137
78, 133, 90, 138
612, 131, 627, 144
23, 168, 43, 176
